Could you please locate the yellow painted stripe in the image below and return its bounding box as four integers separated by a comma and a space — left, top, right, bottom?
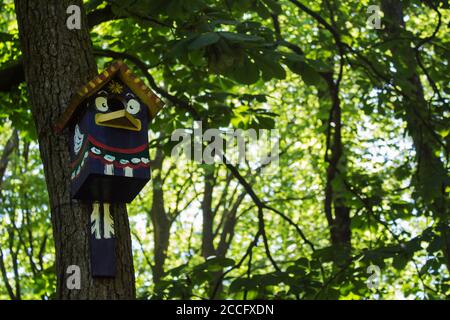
103, 71, 110, 77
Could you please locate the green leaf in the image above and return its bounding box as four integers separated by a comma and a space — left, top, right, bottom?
251, 52, 286, 80
313, 245, 350, 263
427, 236, 442, 253
167, 263, 189, 276
283, 52, 305, 62
227, 56, 260, 84
219, 32, 265, 43
261, 0, 283, 14
166, 36, 196, 58
254, 114, 275, 129
254, 0, 271, 19
85, 0, 104, 11
287, 60, 322, 86
194, 257, 236, 272
0, 32, 14, 42
188, 32, 221, 50
392, 253, 410, 271
229, 278, 258, 293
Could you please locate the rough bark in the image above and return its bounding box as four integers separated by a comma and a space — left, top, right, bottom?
14, 0, 135, 299
381, 0, 450, 272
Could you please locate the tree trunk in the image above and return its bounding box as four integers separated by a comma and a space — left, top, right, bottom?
0, 129, 18, 189
14, 0, 135, 299
381, 0, 450, 272
149, 148, 171, 283
320, 73, 351, 257
201, 167, 216, 259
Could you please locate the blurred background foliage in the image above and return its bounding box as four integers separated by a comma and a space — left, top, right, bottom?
0, 0, 449, 299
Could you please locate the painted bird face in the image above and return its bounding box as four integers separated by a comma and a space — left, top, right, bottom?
93, 80, 145, 132
85, 78, 150, 149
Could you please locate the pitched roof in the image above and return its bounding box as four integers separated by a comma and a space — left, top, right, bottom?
55, 60, 164, 132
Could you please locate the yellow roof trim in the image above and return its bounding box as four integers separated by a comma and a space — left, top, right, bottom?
55, 60, 164, 132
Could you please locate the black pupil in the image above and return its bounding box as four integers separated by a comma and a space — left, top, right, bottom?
107, 97, 124, 111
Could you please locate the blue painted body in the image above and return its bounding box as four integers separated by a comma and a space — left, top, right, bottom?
68, 78, 151, 203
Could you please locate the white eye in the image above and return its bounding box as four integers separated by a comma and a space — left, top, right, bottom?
126, 99, 140, 115
95, 96, 109, 112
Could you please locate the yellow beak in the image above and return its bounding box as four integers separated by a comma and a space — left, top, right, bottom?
95, 110, 141, 131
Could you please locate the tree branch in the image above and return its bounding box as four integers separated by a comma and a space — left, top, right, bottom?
0, 6, 126, 93
94, 48, 317, 274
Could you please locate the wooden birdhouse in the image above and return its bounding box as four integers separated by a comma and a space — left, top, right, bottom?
56, 60, 164, 203
55, 61, 164, 277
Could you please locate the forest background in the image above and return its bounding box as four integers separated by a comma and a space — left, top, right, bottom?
0, 0, 449, 299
